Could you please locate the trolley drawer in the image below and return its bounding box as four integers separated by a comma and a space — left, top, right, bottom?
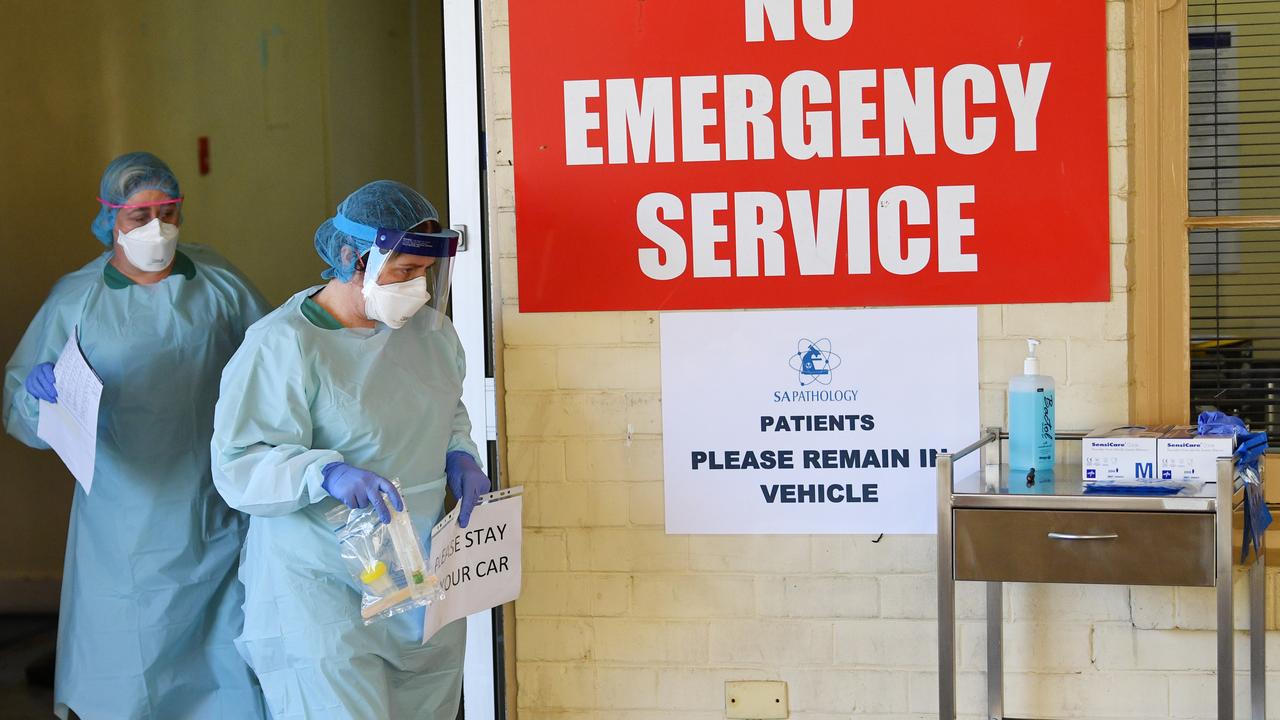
953, 509, 1215, 587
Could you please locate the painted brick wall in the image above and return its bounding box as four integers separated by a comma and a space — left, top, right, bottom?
484, 2, 1279, 718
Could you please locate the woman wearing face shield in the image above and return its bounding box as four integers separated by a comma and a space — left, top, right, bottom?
211, 180, 491, 719
2, 152, 271, 719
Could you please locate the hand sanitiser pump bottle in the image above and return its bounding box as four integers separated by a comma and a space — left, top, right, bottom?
1009, 338, 1056, 472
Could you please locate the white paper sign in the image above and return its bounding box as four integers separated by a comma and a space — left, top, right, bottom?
37, 329, 103, 494
661, 308, 979, 535
424, 488, 523, 644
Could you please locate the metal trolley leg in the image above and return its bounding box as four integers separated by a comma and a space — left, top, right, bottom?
1251, 530, 1266, 720
938, 456, 956, 720
1217, 468, 1234, 720
987, 582, 1003, 720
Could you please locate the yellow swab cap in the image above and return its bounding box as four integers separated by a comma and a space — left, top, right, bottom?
360, 561, 388, 585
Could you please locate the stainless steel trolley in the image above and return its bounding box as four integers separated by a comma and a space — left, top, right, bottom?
937, 429, 1265, 720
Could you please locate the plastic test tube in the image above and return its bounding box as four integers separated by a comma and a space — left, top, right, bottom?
387, 506, 432, 600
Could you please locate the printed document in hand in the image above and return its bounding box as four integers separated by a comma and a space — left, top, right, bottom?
37, 329, 103, 493
424, 488, 523, 644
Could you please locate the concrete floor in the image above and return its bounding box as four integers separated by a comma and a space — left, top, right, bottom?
0, 615, 56, 719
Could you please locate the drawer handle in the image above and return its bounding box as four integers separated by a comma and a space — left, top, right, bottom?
1048, 532, 1119, 541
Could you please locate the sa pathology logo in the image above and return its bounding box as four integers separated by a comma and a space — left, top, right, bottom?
789, 338, 842, 387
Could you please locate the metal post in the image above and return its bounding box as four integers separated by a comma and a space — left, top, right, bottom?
937, 455, 955, 720
1266, 381, 1278, 436
981, 427, 1004, 720
1251, 461, 1266, 720
987, 582, 1003, 720
1216, 457, 1234, 720
984, 426, 1003, 470
1251, 529, 1265, 720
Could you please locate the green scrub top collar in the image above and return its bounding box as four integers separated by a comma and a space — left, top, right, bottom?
301, 295, 345, 330
103, 250, 197, 289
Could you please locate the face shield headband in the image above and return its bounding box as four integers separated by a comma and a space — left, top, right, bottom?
97, 196, 185, 209
331, 213, 460, 330
330, 213, 460, 260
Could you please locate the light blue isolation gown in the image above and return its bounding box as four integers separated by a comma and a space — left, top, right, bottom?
210, 288, 480, 719
2, 245, 271, 720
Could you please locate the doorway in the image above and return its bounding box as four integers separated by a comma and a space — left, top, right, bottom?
0, 0, 505, 716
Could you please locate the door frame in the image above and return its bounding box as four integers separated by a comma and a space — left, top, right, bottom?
443, 0, 511, 717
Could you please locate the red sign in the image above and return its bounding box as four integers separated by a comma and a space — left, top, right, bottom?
509, 0, 1109, 312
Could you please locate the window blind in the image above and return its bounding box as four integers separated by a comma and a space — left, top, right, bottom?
1187, 0, 1280, 436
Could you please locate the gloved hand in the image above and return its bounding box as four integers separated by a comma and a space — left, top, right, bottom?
24, 363, 58, 403
321, 462, 404, 524
446, 451, 491, 528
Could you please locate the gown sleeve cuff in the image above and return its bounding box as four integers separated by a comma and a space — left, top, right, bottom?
305, 450, 344, 504
445, 439, 483, 471
5, 392, 50, 450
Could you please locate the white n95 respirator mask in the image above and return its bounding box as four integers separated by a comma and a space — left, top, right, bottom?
363, 276, 431, 330
116, 217, 179, 272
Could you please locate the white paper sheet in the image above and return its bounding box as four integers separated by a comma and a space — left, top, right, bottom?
660, 307, 980, 535
424, 488, 522, 644
37, 329, 103, 493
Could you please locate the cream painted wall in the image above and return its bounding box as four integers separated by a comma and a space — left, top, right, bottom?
0, 2, 113, 601
0, 0, 447, 606
324, 0, 450, 217
325, 3, 417, 203
90, 1, 333, 304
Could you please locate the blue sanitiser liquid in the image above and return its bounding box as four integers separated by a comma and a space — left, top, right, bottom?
1008, 339, 1056, 472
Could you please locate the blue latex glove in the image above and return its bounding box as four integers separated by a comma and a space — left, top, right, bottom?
446, 451, 491, 529
1198, 410, 1269, 472
24, 363, 58, 403
1083, 483, 1183, 496
1197, 410, 1246, 434
1197, 411, 1272, 561
1236, 431, 1268, 472
321, 462, 404, 524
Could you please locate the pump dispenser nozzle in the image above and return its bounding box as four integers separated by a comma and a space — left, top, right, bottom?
1024, 338, 1041, 375
1010, 337, 1055, 472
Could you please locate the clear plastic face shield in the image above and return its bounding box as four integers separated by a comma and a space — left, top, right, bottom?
100, 195, 184, 230
334, 215, 459, 330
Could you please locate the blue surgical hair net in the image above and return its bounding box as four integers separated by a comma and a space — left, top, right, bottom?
314, 180, 441, 282
90, 152, 182, 247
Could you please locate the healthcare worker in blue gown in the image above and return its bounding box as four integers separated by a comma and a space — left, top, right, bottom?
211, 180, 491, 719
2, 152, 271, 719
